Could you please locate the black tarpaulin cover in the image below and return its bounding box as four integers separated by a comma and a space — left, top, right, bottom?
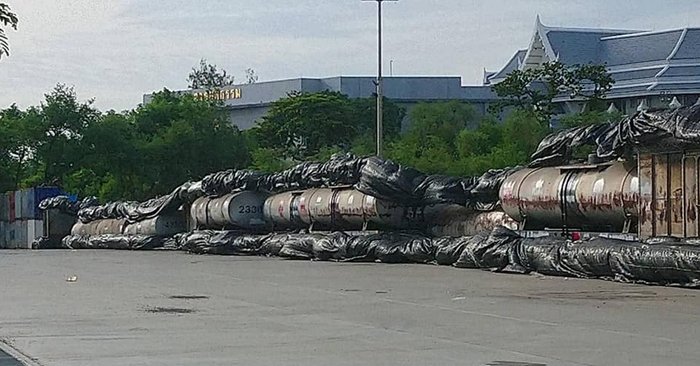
60, 227, 700, 287
596, 105, 700, 158
76, 181, 200, 223
75, 153, 518, 223
31, 236, 62, 249
530, 105, 700, 167
38, 195, 98, 216
61, 234, 166, 250
529, 123, 611, 167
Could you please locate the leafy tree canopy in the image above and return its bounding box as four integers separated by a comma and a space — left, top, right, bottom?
0, 86, 250, 201
389, 104, 546, 176
187, 58, 235, 90
0, 3, 18, 59
491, 61, 614, 124
252, 91, 404, 161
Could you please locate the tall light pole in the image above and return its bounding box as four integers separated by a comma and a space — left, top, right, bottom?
363, 0, 397, 157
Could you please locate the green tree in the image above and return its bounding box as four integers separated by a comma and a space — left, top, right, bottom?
389, 134, 456, 174
387, 101, 479, 174
499, 109, 548, 162
559, 109, 624, 129
252, 91, 405, 160
34, 85, 100, 186
245, 68, 258, 84
0, 3, 18, 59
187, 58, 235, 89
455, 115, 502, 158
133, 91, 250, 197
0, 105, 43, 190
250, 148, 292, 173
407, 101, 477, 146
452, 110, 546, 176
491, 61, 614, 124
254, 91, 354, 159
70, 112, 143, 200
1, 85, 255, 202
351, 96, 405, 141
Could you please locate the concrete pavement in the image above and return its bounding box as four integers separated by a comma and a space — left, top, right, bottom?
1, 250, 699, 366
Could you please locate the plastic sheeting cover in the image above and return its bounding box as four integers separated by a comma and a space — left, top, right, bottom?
77, 181, 200, 223
39, 196, 98, 216
172, 228, 700, 287
530, 105, 700, 167
31, 236, 63, 249
76, 154, 518, 224
58, 227, 700, 287
529, 124, 611, 167
62, 234, 166, 250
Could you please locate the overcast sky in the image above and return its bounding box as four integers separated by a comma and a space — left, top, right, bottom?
1, 0, 699, 111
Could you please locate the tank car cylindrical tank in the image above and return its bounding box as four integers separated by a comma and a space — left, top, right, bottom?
428, 210, 518, 237
499, 161, 638, 231
263, 187, 418, 230
71, 218, 126, 236
262, 191, 303, 228
123, 215, 187, 236
190, 191, 268, 230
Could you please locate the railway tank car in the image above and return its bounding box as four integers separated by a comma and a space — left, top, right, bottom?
262, 187, 422, 231
499, 161, 639, 234
189, 191, 269, 231
123, 215, 186, 236
71, 218, 127, 236
70, 215, 187, 236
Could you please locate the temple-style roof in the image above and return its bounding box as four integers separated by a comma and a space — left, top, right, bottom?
484, 49, 526, 85
486, 17, 700, 99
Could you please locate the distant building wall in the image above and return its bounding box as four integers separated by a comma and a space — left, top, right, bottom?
144, 76, 499, 130
227, 105, 270, 131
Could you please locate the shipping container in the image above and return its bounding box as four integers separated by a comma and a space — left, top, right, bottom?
7, 192, 16, 222
3, 187, 65, 221
14, 190, 25, 220
14, 188, 33, 220
2, 220, 29, 249
26, 189, 36, 219
8, 192, 15, 222
0, 192, 8, 222
0, 221, 6, 247
27, 219, 44, 244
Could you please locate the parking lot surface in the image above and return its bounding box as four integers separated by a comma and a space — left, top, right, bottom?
1, 250, 699, 366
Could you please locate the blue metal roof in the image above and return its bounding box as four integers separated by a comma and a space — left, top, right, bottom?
491, 19, 700, 101
610, 68, 663, 81
487, 49, 526, 83
673, 29, 700, 60
546, 30, 621, 64
653, 83, 700, 92
599, 30, 684, 66
662, 65, 700, 78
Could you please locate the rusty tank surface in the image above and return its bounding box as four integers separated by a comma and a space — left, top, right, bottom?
263, 187, 419, 230
500, 161, 638, 232
71, 219, 127, 236
190, 191, 268, 230
425, 204, 518, 237
123, 214, 187, 236
262, 191, 304, 228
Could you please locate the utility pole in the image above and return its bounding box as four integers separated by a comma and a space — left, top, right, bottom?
363, 0, 397, 157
